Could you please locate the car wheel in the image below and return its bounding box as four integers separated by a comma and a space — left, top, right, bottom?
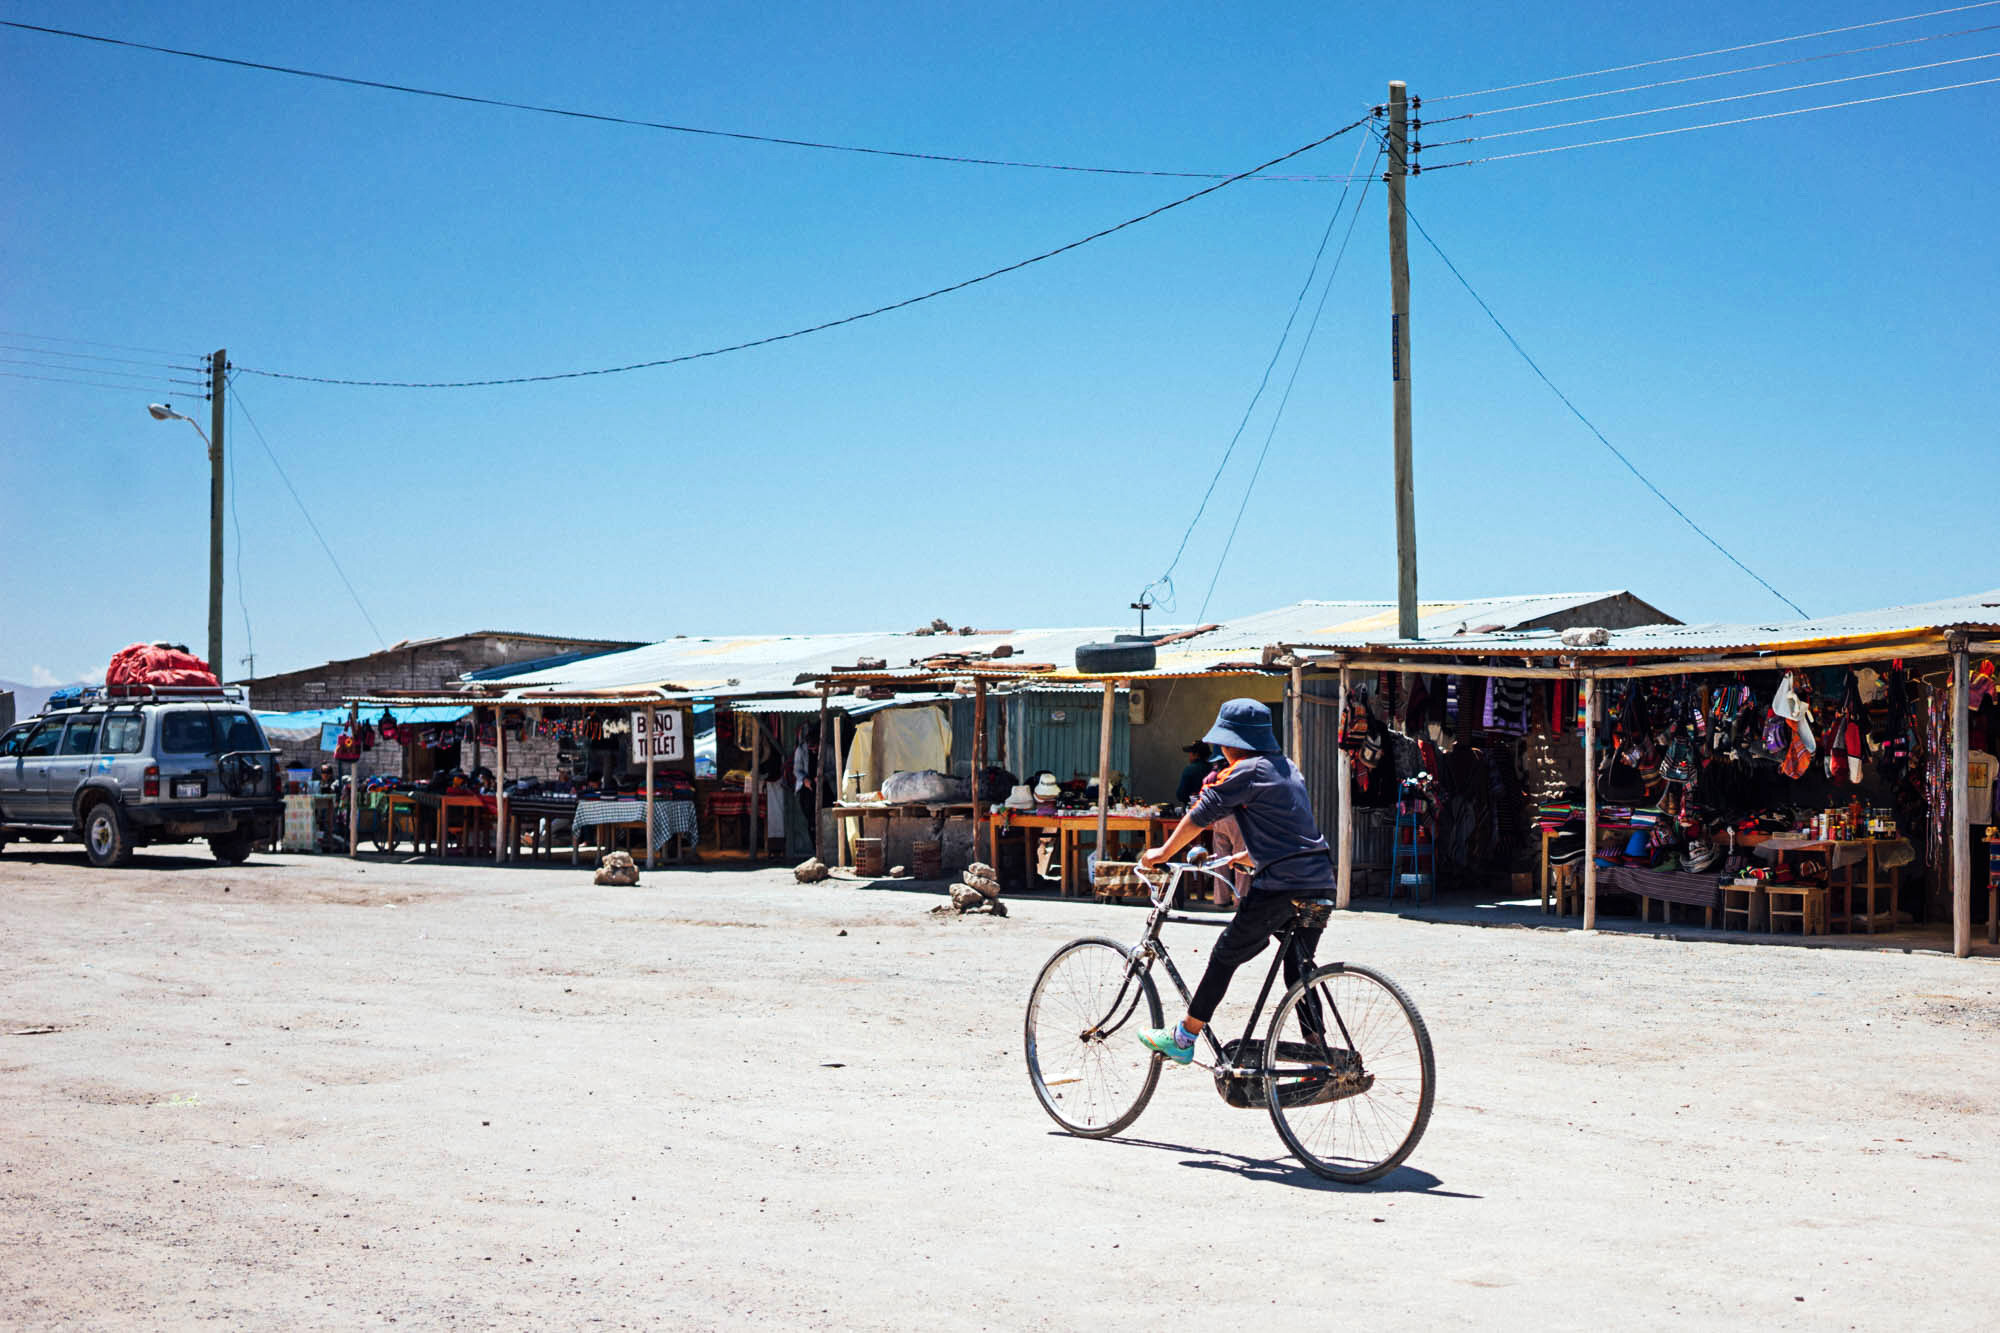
83, 801, 134, 868
209, 828, 253, 865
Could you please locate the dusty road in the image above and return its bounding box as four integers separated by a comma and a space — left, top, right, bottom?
2, 846, 1996, 1330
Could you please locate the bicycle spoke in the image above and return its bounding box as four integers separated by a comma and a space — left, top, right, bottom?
1264, 965, 1435, 1182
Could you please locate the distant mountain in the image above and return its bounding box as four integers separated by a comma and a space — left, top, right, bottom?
0, 679, 65, 721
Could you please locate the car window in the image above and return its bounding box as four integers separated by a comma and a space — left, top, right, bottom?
22, 721, 64, 758
60, 716, 102, 755
0, 726, 26, 757
215, 711, 264, 753
159, 711, 216, 754
102, 714, 146, 754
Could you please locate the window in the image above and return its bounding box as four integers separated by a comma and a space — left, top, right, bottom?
159, 712, 215, 754
215, 712, 264, 753
0, 725, 26, 757
59, 717, 102, 755
22, 721, 64, 758
102, 714, 145, 754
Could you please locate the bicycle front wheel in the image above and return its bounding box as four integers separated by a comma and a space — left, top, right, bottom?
1263, 962, 1435, 1183
1024, 937, 1163, 1138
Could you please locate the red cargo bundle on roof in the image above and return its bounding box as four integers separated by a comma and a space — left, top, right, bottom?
105, 643, 220, 688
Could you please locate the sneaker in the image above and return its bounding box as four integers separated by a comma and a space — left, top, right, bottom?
1138, 1027, 1195, 1065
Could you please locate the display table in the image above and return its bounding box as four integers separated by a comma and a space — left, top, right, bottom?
827, 803, 974, 872
501, 795, 578, 861
987, 810, 1175, 896
1753, 837, 1908, 933
411, 791, 494, 858
1594, 863, 1721, 927
568, 798, 698, 864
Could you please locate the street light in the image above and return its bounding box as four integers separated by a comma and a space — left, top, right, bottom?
148, 399, 223, 677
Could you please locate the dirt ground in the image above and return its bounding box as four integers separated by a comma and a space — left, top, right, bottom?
2, 845, 1997, 1331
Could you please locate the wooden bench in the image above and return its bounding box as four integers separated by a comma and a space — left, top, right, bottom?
1718, 882, 1767, 932
1765, 883, 1829, 936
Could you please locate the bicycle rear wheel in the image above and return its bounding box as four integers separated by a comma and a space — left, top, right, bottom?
1263, 962, 1434, 1183
1024, 937, 1163, 1138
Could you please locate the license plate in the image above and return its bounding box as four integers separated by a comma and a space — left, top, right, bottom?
173, 778, 205, 799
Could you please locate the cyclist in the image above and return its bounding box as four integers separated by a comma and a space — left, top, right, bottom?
1136, 698, 1333, 1065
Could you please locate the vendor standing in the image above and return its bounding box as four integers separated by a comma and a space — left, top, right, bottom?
1174, 740, 1218, 806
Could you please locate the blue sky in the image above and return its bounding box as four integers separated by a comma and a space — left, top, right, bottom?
3, 1, 1995, 683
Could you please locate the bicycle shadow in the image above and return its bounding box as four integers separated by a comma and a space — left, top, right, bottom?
1087, 1134, 1478, 1196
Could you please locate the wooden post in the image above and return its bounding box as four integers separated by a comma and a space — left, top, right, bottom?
1336, 665, 1354, 910
1952, 642, 1972, 958
1092, 680, 1116, 897
644, 704, 658, 871
345, 702, 360, 859
816, 686, 830, 860
1288, 663, 1304, 768
1582, 676, 1598, 931
833, 711, 850, 866
972, 679, 989, 864
493, 706, 508, 865
749, 712, 763, 858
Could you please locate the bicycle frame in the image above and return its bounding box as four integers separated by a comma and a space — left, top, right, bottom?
1087, 861, 1347, 1076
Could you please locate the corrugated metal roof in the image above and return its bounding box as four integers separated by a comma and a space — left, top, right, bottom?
1292, 588, 2000, 659
471, 593, 1666, 692
730, 691, 964, 717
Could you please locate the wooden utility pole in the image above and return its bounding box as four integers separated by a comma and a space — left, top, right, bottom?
209, 349, 226, 675
1335, 664, 1354, 910
1386, 84, 1418, 642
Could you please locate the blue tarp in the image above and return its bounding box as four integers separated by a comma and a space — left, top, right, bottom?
258, 705, 471, 750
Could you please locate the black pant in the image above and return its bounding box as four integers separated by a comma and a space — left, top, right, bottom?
1187, 891, 1326, 1024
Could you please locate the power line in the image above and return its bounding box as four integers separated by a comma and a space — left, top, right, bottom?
0, 328, 202, 357
0, 369, 203, 395
1426, 0, 2000, 102
1426, 48, 2000, 149
233, 116, 1374, 391
0, 356, 207, 387
225, 378, 389, 649
1401, 204, 1806, 618
1198, 148, 1383, 620
1425, 73, 2000, 170
0, 342, 208, 372
1138, 132, 1377, 616
0, 19, 1364, 184
1424, 19, 2000, 124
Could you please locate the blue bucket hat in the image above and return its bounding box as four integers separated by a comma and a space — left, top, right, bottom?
1203, 698, 1279, 754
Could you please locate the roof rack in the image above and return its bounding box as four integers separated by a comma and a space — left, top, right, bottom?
78, 683, 246, 703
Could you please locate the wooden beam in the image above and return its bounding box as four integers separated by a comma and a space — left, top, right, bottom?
1287, 663, 1304, 767
817, 686, 831, 862
493, 706, 507, 865
346, 702, 360, 860
833, 715, 850, 867
1335, 665, 1353, 911
972, 679, 988, 864
749, 713, 763, 859
1582, 677, 1598, 931
1296, 636, 1951, 681
1092, 680, 1116, 899
1953, 642, 1972, 958
644, 705, 658, 871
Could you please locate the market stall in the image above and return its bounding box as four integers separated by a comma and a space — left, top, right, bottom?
1285, 589, 2000, 957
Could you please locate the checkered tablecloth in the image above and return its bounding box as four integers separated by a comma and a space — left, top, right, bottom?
571, 798, 699, 850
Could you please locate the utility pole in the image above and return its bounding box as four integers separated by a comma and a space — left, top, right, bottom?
1386, 82, 1418, 642
208, 348, 226, 678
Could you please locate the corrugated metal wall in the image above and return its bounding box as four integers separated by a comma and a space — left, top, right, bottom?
1299, 677, 1343, 832
1004, 688, 1130, 784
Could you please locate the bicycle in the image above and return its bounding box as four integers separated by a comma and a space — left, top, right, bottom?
1024, 856, 1435, 1183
